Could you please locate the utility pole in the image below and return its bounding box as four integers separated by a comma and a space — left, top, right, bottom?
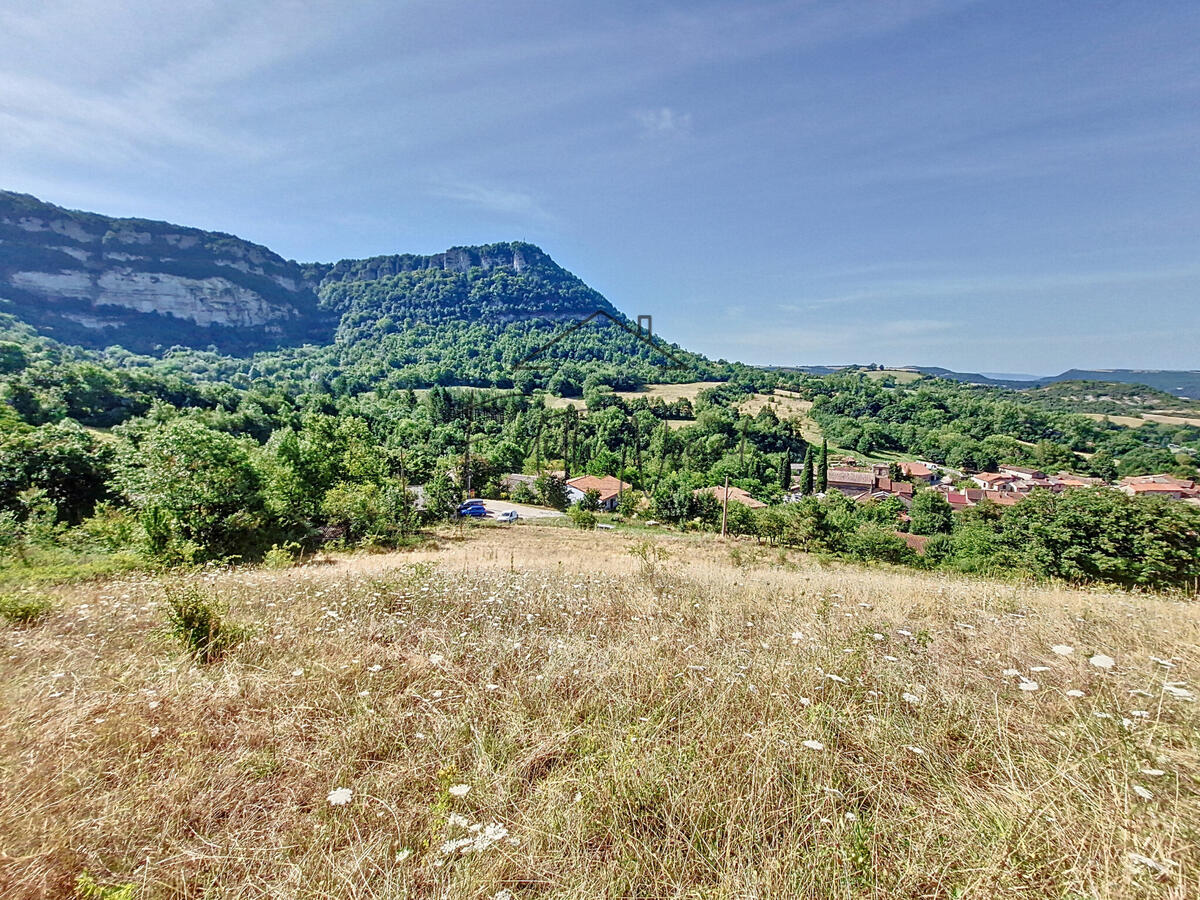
632, 414, 643, 485
720, 475, 730, 538
462, 391, 474, 498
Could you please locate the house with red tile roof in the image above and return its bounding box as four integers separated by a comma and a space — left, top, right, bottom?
899, 461, 937, 484
566, 475, 631, 511
999, 464, 1046, 480
826, 468, 876, 496
971, 471, 1017, 491
1119, 482, 1189, 500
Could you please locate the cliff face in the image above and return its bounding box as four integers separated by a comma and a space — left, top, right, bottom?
0, 191, 622, 356
0, 192, 330, 353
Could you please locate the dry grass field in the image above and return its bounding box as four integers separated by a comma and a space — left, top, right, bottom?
1143, 413, 1200, 428
862, 370, 923, 384
1081, 413, 1151, 429
614, 382, 727, 404
2, 527, 1197, 899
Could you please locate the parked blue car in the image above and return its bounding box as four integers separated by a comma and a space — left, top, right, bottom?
457, 501, 490, 517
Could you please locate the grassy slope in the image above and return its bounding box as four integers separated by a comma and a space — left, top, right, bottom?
1, 528, 1197, 898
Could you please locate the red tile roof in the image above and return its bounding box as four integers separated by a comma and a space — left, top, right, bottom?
567, 475, 631, 503
896, 532, 930, 553
828, 469, 875, 486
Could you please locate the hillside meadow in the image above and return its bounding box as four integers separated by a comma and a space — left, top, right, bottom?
1, 526, 1197, 899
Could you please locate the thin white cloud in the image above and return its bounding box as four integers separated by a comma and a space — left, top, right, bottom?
428, 178, 556, 225
634, 107, 693, 137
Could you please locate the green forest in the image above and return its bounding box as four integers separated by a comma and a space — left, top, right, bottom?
2, 190, 1197, 594
2, 317, 1198, 593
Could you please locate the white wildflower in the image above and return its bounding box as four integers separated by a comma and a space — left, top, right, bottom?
1051, 645, 1074, 656
1140, 768, 1166, 777
1162, 683, 1194, 700
428, 653, 445, 666
1030, 666, 1050, 673
802, 739, 825, 751
492, 891, 514, 900
901, 692, 921, 706
448, 784, 471, 798
1089, 654, 1115, 670
291, 668, 304, 677
1002, 669, 1021, 677
1018, 680, 1039, 692
395, 848, 413, 862
327, 787, 353, 806
1132, 784, 1153, 800
825, 674, 848, 684
447, 813, 469, 829
440, 836, 473, 855
905, 745, 926, 755
1065, 689, 1085, 698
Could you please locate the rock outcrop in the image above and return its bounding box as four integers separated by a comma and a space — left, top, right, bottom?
0, 191, 618, 357
0, 191, 329, 352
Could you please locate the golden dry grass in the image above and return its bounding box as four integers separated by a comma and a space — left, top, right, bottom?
614, 382, 727, 404
1082, 413, 1149, 428
2, 528, 1197, 898
1144, 413, 1200, 428
737, 393, 814, 420
863, 369, 923, 384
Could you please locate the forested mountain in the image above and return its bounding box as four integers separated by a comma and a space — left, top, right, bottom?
0, 192, 705, 387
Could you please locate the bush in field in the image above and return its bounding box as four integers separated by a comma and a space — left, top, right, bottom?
0, 591, 52, 625
846, 523, 918, 565
116, 419, 274, 561
567, 505, 596, 529
263, 542, 301, 569
162, 585, 243, 663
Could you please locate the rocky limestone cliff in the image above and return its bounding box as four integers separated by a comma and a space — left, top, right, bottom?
0, 191, 617, 356
0, 191, 329, 352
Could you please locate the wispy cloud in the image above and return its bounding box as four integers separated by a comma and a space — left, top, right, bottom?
427, 178, 556, 225
634, 107, 693, 138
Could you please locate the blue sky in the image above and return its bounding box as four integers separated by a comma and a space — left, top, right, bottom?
2, 0, 1198, 374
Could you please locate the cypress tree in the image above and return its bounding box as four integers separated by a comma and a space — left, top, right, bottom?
800, 447, 813, 495
816, 439, 829, 493
780, 450, 792, 491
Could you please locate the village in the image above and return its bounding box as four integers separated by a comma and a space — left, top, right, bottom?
803, 460, 1200, 511
497, 459, 1200, 524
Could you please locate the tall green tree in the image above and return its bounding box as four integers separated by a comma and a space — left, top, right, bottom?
815, 440, 828, 493
115, 419, 271, 559
909, 489, 954, 536
800, 447, 814, 495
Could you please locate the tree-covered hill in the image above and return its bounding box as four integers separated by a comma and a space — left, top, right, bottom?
0, 192, 710, 388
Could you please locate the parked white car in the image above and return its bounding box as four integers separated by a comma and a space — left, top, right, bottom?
496, 509, 519, 523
